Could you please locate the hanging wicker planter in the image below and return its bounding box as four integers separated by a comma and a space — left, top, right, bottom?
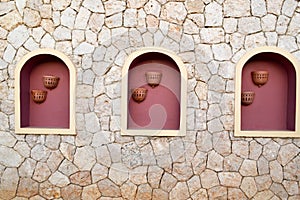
251, 71, 268, 87
31, 90, 47, 104
43, 75, 60, 90
241, 91, 255, 105
132, 88, 147, 103
145, 71, 162, 88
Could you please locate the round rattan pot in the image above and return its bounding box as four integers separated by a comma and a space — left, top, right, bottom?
251, 71, 268, 87
43, 75, 60, 90
145, 71, 162, 88
31, 90, 47, 104
241, 91, 255, 106
132, 88, 147, 103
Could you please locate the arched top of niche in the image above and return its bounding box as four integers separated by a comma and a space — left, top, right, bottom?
121, 47, 187, 136
122, 47, 187, 78
15, 49, 76, 135
235, 46, 300, 137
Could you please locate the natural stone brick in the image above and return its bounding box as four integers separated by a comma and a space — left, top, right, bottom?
240, 177, 257, 198
70, 171, 91, 186
208, 186, 227, 200
160, 172, 177, 192
224, 0, 250, 17
0, 168, 19, 199
82, 184, 101, 199
255, 175, 272, 191
0, 146, 23, 167
61, 184, 82, 200
120, 181, 137, 200
17, 178, 39, 197
161, 2, 187, 25
239, 159, 258, 176
218, 172, 242, 187
270, 160, 283, 183
148, 166, 164, 189
169, 182, 189, 200
200, 169, 219, 189
98, 178, 121, 197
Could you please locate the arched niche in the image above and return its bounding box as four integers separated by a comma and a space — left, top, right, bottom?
15, 49, 76, 135
235, 46, 300, 137
121, 47, 187, 136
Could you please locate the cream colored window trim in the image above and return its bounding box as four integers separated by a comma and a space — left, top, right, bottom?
235, 46, 300, 137
15, 49, 76, 135
121, 47, 187, 136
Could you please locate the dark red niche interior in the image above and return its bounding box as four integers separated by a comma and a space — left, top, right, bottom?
127, 53, 181, 130
241, 52, 296, 131
20, 54, 70, 128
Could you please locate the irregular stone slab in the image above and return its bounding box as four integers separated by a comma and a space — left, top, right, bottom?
218, 172, 242, 187
39, 181, 61, 199
7, 25, 29, 49
17, 178, 39, 197
49, 171, 70, 187
104, 0, 126, 16
52, 0, 71, 11
91, 163, 108, 183
0, 131, 16, 147
98, 178, 121, 197
152, 188, 168, 200
208, 186, 227, 200
173, 162, 193, 181
187, 175, 201, 195
239, 159, 258, 176
148, 166, 164, 189
0, 146, 23, 167
228, 188, 247, 200
0, 10, 22, 30
74, 146, 96, 170
160, 172, 177, 192
270, 160, 283, 183
108, 163, 129, 186
83, 0, 105, 13
82, 184, 101, 199
129, 166, 147, 185
161, 2, 187, 25
169, 182, 189, 200
254, 175, 272, 191
136, 183, 152, 200
47, 150, 64, 172
23, 8, 41, 27
277, 143, 300, 166
33, 162, 52, 182
0, 168, 19, 199
204, 2, 222, 26
200, 169, 219, 189
120, 181, 137, 200
121, 142, 142, 169
70, 171, 91, 186
240, 177, 257, 198
224, 0, 250, 17
61, 184, 82, 200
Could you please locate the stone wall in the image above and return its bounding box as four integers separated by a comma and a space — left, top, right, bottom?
0, 0, 300, 199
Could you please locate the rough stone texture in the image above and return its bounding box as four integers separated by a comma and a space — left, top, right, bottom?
0, 0, 299, 199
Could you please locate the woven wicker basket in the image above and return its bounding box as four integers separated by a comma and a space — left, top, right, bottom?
251, 71, 268, 87
132, 88, 147, 103
31, 90, 47, 104
146, 71, 162, 88
43, 75, 60, 90
241, 91, 255, 105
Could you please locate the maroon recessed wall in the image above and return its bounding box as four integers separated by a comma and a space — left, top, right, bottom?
20, 55, 70, 128
127, 53, 181, 130
241, 52, 296, 131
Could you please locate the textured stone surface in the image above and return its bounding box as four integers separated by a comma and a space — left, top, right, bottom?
0, 0, 299, 199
